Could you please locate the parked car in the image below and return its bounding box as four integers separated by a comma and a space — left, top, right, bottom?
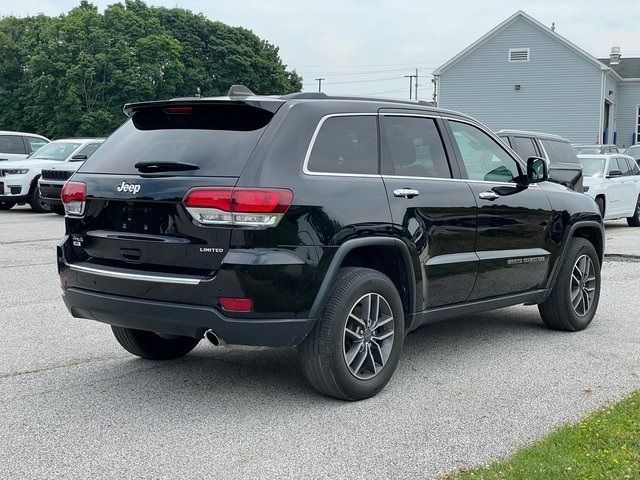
578, 154, 640, 226
0, 131, 49, 162
497, 130, 583, 191
0, 138, 104, 212
573, 144, 621, 155
38, 140, 104, 214
624, 144, 640, 164
58, 88, 604, 400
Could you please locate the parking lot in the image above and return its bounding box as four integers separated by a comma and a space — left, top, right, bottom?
1, 206, 639, 480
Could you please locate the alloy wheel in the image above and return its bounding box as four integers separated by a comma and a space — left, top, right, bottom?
571, 254, 596, 316
343, 293, 394, 380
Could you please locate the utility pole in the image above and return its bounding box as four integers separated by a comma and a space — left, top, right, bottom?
414, 68, 419, 101
404, 74, 414, 100
314, 78, 325, 92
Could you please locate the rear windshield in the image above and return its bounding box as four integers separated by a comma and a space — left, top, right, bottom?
542, 139, 579, 163
80, 104, 274, 177
578, 156, 606, 177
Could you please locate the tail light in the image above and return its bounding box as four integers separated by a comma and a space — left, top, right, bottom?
219, 297, 253, 312
61, 181, 87, 217
183, 187, 293, 228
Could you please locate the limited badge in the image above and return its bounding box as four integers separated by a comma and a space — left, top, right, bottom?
72, 234, 83, 247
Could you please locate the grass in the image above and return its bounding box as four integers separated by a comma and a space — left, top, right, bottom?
444, 390, 640, 480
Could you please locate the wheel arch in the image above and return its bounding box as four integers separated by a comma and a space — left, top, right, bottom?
309, 238, 416, 327
594, 193, 606, 216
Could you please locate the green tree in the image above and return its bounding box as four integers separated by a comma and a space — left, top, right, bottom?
0, 0, 302, 138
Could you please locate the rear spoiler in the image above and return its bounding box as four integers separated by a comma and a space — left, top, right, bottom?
123, 97, 286, 117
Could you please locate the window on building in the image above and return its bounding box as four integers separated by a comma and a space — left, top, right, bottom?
307, 116, 378, 175
383, 116, 451, 179
508, 48, 530, 62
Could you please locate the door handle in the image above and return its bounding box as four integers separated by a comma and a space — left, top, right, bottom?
478, 190, 500, 201
393, 188, 420, 198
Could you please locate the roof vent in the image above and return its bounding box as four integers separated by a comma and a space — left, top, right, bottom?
610, 46, 621, 65
227, 85, 255, 97
509, 48, 530, 62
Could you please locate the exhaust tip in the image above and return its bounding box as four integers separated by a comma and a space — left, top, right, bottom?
204, 329, 220, 346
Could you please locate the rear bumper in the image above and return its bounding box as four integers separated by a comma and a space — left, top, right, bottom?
62, 287, 316, 347
38, 182, 63, 205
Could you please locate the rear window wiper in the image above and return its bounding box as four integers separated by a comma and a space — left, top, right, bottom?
134, 161, 200, 173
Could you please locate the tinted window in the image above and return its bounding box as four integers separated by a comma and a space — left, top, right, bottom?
449, 121, 521, 183
73, 142, 102, 160
307, 116, 378, 175
0, 135, 26, 154
542, 140, 579, 164
81, 104, 274, 176
384, 116, 450, 179
511, 136, 538, 161
27, 136, 48, 153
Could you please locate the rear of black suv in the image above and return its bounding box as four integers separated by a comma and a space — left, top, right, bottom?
58, 97, 327, 349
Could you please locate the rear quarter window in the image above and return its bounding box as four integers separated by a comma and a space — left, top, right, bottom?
306, 115, 378, 175
0, 135, 26, 154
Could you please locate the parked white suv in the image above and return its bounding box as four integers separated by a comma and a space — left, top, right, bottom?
0, 138, 104, 212
578, 154, 640, 226
0, 131, 49, 162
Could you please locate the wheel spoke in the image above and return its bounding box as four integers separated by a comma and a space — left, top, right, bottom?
362, 294, 372, 326
572, 291, 583, 309
583, 291, 591, 312
345, 342, 363, 365
371, 340, 385, 367
373, 314, 393, 331
349, 313, 366, 327
571, 272, 581, 286
571, 287, 581, 301
345, 327, 363, 341
367, 344, 377, 376
373, 330, 394, 342
352, 348, 367, 373
370, 294, 380, 328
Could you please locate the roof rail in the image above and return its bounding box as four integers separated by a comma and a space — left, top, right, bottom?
280, 92, 328, 100
280, 92, 434, 107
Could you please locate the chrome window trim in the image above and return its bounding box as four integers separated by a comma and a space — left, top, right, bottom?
302, 113, 381, 178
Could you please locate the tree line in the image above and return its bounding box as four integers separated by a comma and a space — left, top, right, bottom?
0, 0, 302, 138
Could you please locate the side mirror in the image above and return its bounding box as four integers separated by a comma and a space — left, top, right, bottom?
527, 156, 548, 183
607, 169, 622, 178
71, 154, 88, 161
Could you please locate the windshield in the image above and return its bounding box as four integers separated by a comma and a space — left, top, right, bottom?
578, 156, 606, 177
625, 145, 640, 158
30, 142, 81, 161
573, 146, 601, 155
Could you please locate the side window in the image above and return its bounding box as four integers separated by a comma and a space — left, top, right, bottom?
449, 121, 522, 183
73, 143, 102, 160
608, 158, 621, 175
307, 116, 378, 175
498, 135, 512, 148
630, 158, 640, 175
618, 157, 632, 176
542, 139, 579, 164
0, 135, 26, 154
511, 136, 539, 161
27, 136, 48, 153
383, 116, 451, 179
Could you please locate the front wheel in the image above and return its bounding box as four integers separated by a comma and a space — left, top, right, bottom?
539, 238, 601, 331
298, 267, 404, 401
626, 195, 640, 227
29, 185, 52, 213
0, 202, 15, 210
111, 326, 200, 360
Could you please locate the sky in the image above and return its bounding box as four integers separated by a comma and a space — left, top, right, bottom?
2, 0, 640, 100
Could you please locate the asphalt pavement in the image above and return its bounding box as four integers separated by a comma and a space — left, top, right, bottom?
1, 206, 639, 479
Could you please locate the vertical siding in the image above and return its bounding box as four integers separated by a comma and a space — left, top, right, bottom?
617, 82, 640, 147
437, 17, 603, 143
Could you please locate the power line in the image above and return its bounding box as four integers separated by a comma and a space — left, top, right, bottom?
291, 61, 446, 68
302, 75, 406, 86
296, 66, 425, 76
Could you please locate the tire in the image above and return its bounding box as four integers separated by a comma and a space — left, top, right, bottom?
52, 206, 66, 216
0, 202, 15, 210
111, 326, 200, 360
298, 267, 404, 401
626, 195, 640, 227
539, 237, 601, 332
595, 197, 605, 217
29, 184, 52, 213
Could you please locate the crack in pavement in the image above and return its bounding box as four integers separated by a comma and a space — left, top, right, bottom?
605, 254, 640, 262
0, 238, 60, 245
0, 355, 125, 380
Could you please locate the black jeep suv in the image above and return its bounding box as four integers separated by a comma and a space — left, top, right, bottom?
58, 88, 604, 400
